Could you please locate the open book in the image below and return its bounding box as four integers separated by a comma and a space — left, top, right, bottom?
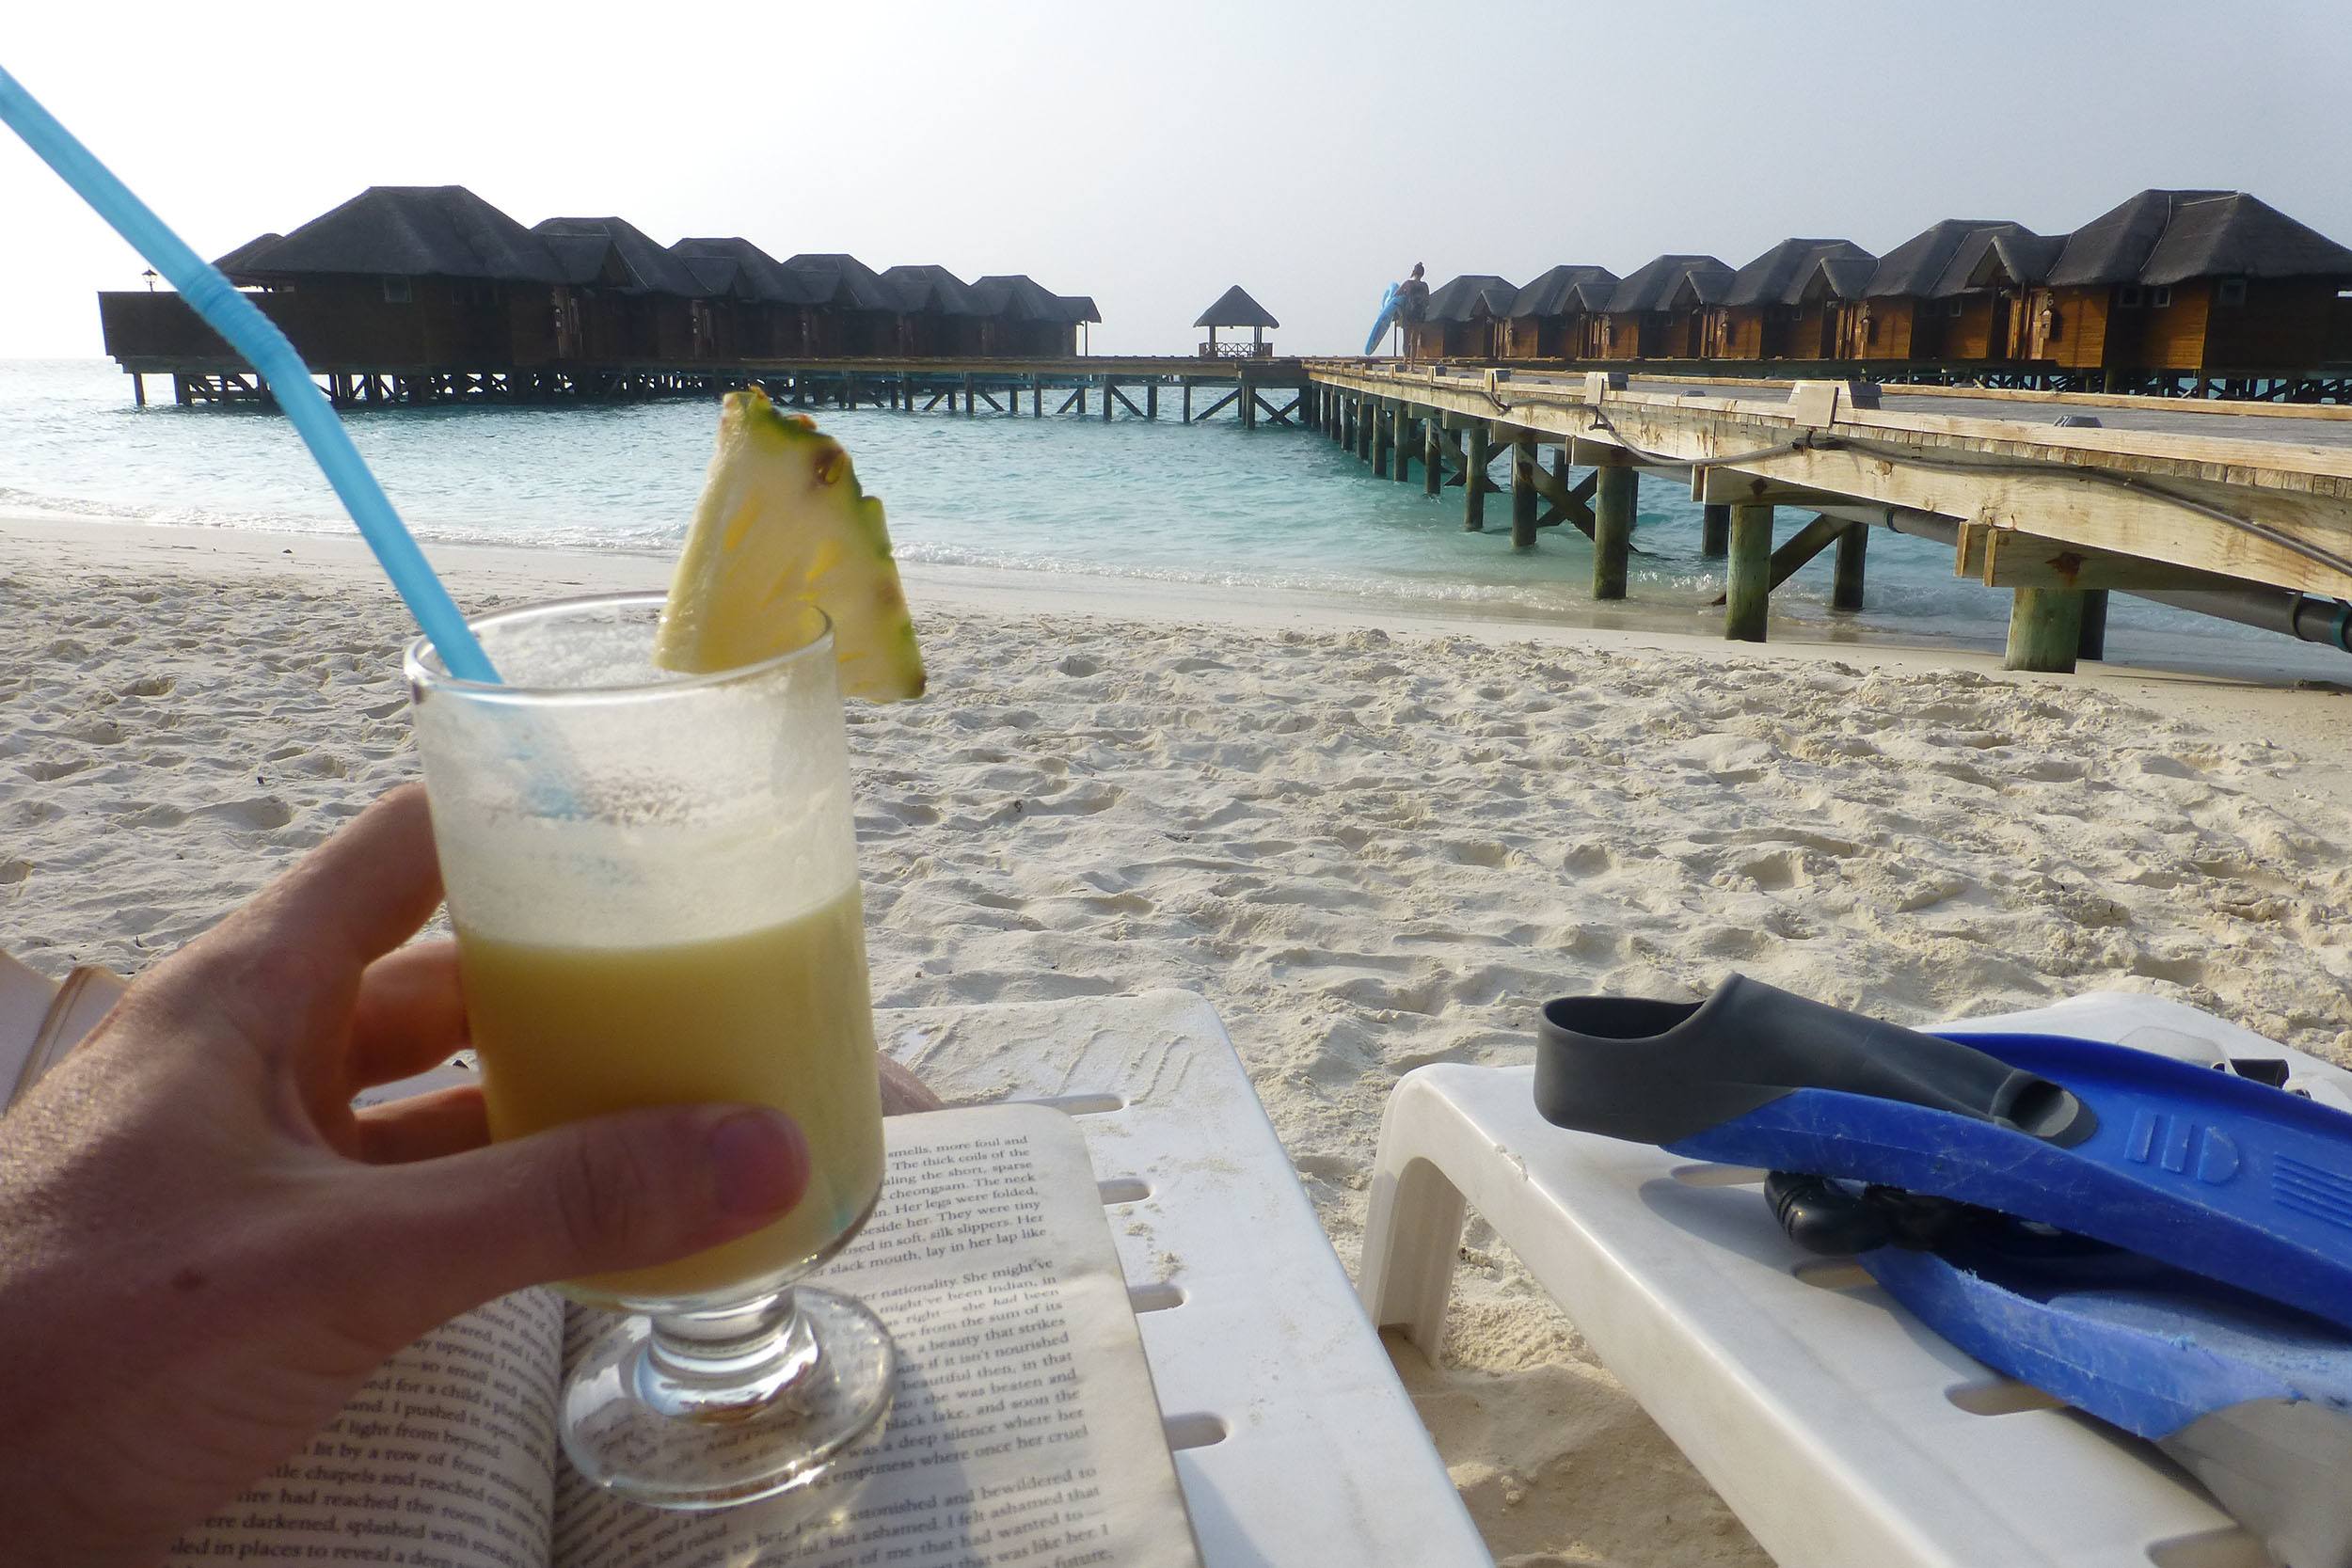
2, 958, 1200, 1568
163, 1101, 1202, 1568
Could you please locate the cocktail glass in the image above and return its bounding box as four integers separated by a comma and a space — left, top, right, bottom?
405, 591, 894, 1510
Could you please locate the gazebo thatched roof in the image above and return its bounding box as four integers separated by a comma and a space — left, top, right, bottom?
1422, 275, 1519, 323
1195, 285, 1277, 329
879, 263, 982, 316
234, 186, 568, 283
1508, 265, 1619, 319
782, 253, 900, 311
1864, 220, 2038, 299
212, 232, 285, 278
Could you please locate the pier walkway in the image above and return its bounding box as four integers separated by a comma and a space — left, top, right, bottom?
740, 356, 1310, 428
1303, 360, 2352, 673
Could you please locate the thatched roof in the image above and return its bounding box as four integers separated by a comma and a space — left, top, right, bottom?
1195, 285, 1278, 329
971, 274, 1067, 322
879, 263, 981, 316
237, 186, 568, 283
1603, 255, 1731, 314
1865, 219, 2039, 299
1057, 294, 1102, 325
533, 217, 712, 297
1508, 264, 1619, 319
1811, 255, 1879, 301
2048, 190, 2352, 287
213, 233, 284, 278
1423, 275, 1519, 323
783, 253, 900, 311
670, 237, 832, 305
1723, 239, 1875, 309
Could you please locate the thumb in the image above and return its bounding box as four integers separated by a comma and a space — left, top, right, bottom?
370, 1104, 811, 1325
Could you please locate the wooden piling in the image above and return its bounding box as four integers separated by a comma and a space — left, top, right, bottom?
1463, 423, 1490, 531
1423, 418, 1442, 498
1147, 382, 1159, 420
1725, 503, 1774, 641
1391, 403, 1411, 483
1102, 377, 1113, 422
1593, 463, 1635, 600
2005, 587, 2086, 673
1371, 399, 1391, 478
1182, 378, 1193, 424
2077, 588, 2110, 661
1701, 503, 1730, 558
961, 373, 975, 416
1511, 431, 1538, 548
1032, 375, 1043, 417
1832, 521, 1868, 610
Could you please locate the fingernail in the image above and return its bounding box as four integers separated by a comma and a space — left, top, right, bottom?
707, 1109, 811, 1221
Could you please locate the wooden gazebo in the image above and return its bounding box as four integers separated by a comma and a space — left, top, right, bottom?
1196, 285, 1278, 357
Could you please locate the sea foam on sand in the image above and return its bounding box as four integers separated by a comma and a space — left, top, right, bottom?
6, 516, 2350, 1568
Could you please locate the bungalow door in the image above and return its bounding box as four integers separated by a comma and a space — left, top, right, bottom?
552, 288, 583, 360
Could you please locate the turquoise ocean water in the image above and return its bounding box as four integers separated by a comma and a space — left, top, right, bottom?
3, 358, 2344, 683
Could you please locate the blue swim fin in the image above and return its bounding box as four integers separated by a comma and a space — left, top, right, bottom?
1534, 975, 2352, 1335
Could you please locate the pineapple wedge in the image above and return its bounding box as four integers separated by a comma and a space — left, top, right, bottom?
654, 387, 925, 701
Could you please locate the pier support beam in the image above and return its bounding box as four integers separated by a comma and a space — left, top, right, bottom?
1391, 403, 1410, 482
1832, 520, 1868, 611
1593, 463, 1636, 600
1701, 503, 1730, 559
2077, 588, 2110, 662
1510, 432, 1538, 548
1342, 392, 1356, 450
2005, 588, 2087, 673
1725, 504, 1774, 641
1358, 395, 1375, 463
1424, 419, 1442, 498
1147, 382, 1159, 421
1371, 399, 1391, 477
1462, 424, 1490, 531
1183, 379, 1193, 424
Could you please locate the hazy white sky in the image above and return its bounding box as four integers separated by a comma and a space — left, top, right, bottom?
5, 0, 2350, 360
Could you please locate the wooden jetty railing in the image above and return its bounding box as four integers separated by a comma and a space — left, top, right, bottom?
1302, 360, 2352, 673
737, 356, 1310, 428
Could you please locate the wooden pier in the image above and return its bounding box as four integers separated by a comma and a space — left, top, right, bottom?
739, 356, 1310, 426
1305, 361, 2352, 673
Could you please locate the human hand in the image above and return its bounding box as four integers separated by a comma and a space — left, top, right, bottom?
0, 784, 814, 1568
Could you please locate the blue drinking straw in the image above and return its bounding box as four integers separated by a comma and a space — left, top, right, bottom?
0, 63, 499, 683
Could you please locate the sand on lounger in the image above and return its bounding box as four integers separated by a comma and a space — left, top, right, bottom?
7, 515, 2351, 1568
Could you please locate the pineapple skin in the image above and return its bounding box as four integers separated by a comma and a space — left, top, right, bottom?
655, 387, 925, 702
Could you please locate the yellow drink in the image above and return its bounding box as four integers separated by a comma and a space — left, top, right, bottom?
455, 886, 885, 1305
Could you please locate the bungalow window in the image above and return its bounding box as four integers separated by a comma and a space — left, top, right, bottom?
2151, 286, 2173, 309
2117, 286, 2144, 308
381, 276, 413, 305
2217, 277, 2248, 307
1946, 299, 1965, 318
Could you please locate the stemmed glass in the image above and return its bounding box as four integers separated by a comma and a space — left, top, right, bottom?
406, 591, 894, 1509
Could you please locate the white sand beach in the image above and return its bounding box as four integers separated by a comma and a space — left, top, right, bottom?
7, 514, 2351, 1567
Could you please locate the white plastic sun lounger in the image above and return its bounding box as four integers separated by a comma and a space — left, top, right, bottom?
885, 988, 1492, 1568
1357, 990, 2352, 1568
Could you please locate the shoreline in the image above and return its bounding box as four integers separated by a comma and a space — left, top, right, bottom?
8, 511, 2347, 808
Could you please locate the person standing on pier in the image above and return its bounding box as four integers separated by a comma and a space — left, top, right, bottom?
1394, 262, 1429, 355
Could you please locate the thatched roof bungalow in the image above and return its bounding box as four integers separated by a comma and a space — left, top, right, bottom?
1708, 239, 1874, 360
1594, 255, 1730, 359
670, 237, 831, 358
782, 253, 899, 355
2027, 190, 2352, 376
1851, 218, 2053, 362
532, 216, 719, 362
1501, 265, 1617, 359
1406, 275, 1518, 360
878, 264, 984, 356
101, 185, 575, 371
971, 275, 1087, 356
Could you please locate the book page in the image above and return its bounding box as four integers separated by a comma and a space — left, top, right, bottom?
554, 1102, 1200, 1568
167, 1288, 565, 1568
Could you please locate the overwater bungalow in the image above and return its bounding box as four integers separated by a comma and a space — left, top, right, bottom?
782, 254, 900, 356
1058, 295, 1101, 356
1707, 239, 1875, 360
1845, 219, 2054, 364
103, 184, 574, 372
532, 216, 717, 363
669, 237, 831, 359
2024, 189, 2352, 384
1406, 275, 1518, 360
1501, 265, 1618, 359
1593, 256, 1731, 359
878, 264, 983, 356
971, 275, 1086, 356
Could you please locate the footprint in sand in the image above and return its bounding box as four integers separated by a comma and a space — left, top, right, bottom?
201, 797, 296, 831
